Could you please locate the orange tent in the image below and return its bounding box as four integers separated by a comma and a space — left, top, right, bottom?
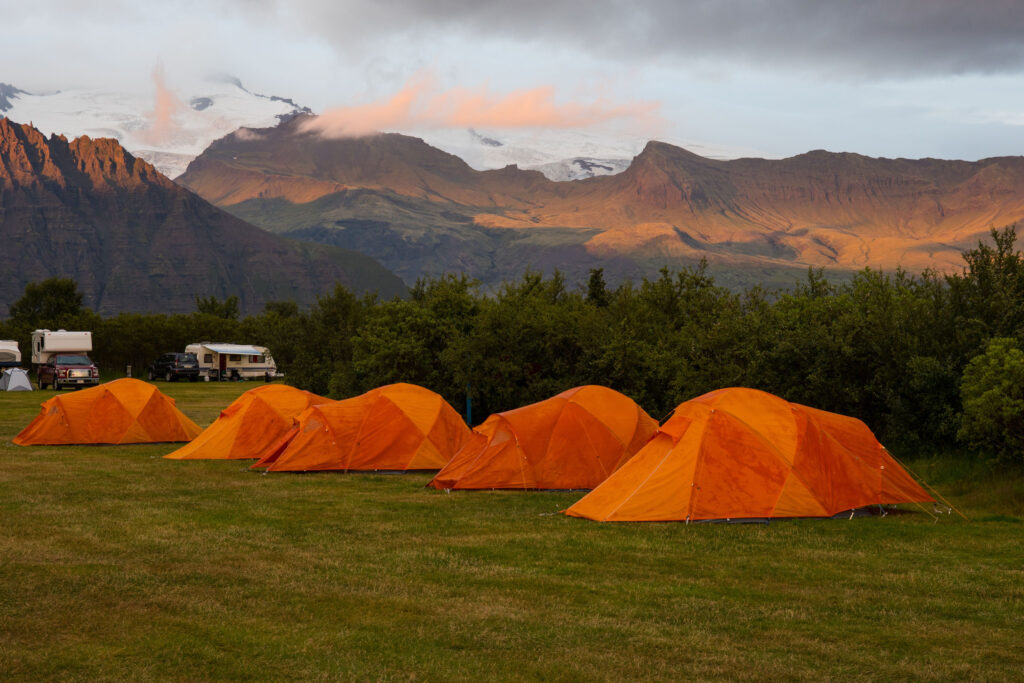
13, 378, 201, 445
164, 384, 330, 460
252, 383, 470, 472
565, 387, 934, 522
428, 385, 659, 490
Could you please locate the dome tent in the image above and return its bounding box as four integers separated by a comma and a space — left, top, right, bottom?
565, 387, 934, 522
429, 385, 659, 491
164, 384, 329, 460
13, 378, 200, 445
252, 383, 470, 472
1, 367, 32, 391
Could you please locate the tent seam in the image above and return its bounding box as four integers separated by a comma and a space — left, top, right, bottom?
538, 397, 570, 465
765, 411, 831, 518
603, 416, 704, 522
711, 407, 830, 518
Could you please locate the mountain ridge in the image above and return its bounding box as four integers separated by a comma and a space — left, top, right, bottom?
2, 78, 679, 182
0, 77, 312, 179
0, 118, 406, 315
176, 116, 1024, 287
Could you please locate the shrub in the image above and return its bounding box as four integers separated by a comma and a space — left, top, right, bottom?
959, 337, 1024, 464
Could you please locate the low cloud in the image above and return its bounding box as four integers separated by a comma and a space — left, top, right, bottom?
135, 63, 183, 146
232, 127, 266, 141
299, 72, 662, 137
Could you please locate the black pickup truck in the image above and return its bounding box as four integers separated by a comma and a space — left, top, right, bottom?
148, 352, 200, 382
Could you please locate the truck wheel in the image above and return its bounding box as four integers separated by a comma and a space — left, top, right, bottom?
148, 368, 155, 381
165, 369, 173, 382
38, 378, 47, 390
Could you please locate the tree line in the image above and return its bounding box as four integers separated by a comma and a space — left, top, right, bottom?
3, 227, 1024, 465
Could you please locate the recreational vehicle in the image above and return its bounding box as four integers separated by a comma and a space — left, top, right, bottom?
0, 340, 20, 368
185, 343, 277, 381
31, 330, 99, 390
31, 330, 93, 364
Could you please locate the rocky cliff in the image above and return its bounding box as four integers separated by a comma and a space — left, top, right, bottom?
0, 118, 406, 315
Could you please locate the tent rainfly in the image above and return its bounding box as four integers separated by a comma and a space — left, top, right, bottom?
429, 385, 659, 491
564, 387, 934, 522
13, 378, 201, 445
1, 368, 32, 391
252, 383, 471, 472
164, 384, 330, 460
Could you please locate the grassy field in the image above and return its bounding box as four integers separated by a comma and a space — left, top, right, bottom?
1, 382, 1022, 680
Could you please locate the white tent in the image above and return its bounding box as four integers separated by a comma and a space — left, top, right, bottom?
0, 368, 33, 391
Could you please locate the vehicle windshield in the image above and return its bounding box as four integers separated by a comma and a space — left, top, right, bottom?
181, 353, 197, 362
55, 355, 91, 365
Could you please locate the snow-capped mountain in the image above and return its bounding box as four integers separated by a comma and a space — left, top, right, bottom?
0, 76, 310, 179
1, 75, 764, 182
407, 127, 766, 181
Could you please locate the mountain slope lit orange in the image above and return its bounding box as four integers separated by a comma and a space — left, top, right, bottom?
178, 116, 1024, 275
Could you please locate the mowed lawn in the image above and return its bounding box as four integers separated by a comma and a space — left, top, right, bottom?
1, 382, 1022, 680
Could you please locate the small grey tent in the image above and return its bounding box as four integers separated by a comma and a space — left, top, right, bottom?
0, 368, 33, 391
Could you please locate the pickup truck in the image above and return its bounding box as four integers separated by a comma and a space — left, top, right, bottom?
37, 353, 100, 390
147, 352, 200, 382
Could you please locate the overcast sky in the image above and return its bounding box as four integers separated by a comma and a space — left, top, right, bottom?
2, 0, 1023, 159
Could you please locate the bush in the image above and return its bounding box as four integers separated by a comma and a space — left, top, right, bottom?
6, 225, 1024, 464
959, 337, 1024, 464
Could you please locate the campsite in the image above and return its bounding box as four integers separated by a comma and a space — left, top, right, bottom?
1, 381, 1021, 679
4, 5, 1024, 678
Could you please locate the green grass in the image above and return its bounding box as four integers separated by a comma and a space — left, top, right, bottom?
1, 382, 1022, 680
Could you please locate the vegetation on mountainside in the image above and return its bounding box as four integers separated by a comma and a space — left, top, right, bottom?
3, 227, 1024, 463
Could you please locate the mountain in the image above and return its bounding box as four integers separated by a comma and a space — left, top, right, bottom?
0, 76, 311, 179
1, 77, 761, 182
177, 116, 1024, 289
0, 118, 406, 316
177, 118, 631, 287
409, 127, 761, 181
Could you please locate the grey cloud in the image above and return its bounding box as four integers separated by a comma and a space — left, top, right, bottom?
273, 0, 1024, 78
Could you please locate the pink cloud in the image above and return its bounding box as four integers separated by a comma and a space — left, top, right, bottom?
300, 72, 662, 138
136, 63, 183, 145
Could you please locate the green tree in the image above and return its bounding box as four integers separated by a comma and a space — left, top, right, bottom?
286, 284, 367, 396
195, 295, 240, 320
947, 226, 1024, 345
9, 278, 86, 327
446, 271, 603, 418
959, 337, 1024, 464
588, 262, 745, 417
585, 268, 610, 308
263, 301, 299, 318
351, 301, 452, 394
239, 301, 304, 376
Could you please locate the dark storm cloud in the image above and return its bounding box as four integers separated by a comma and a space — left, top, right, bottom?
282, 0, 1024, 78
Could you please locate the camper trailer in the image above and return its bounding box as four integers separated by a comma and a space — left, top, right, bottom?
31, 330, 99, 390
0, 340, 20, 368
185, 343, 277, 381
31, 330, 93, 364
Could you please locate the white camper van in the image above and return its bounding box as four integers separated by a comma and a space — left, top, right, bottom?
185, 342, 277, 381
0, 340, 20, 368
31, 330, 93, 364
